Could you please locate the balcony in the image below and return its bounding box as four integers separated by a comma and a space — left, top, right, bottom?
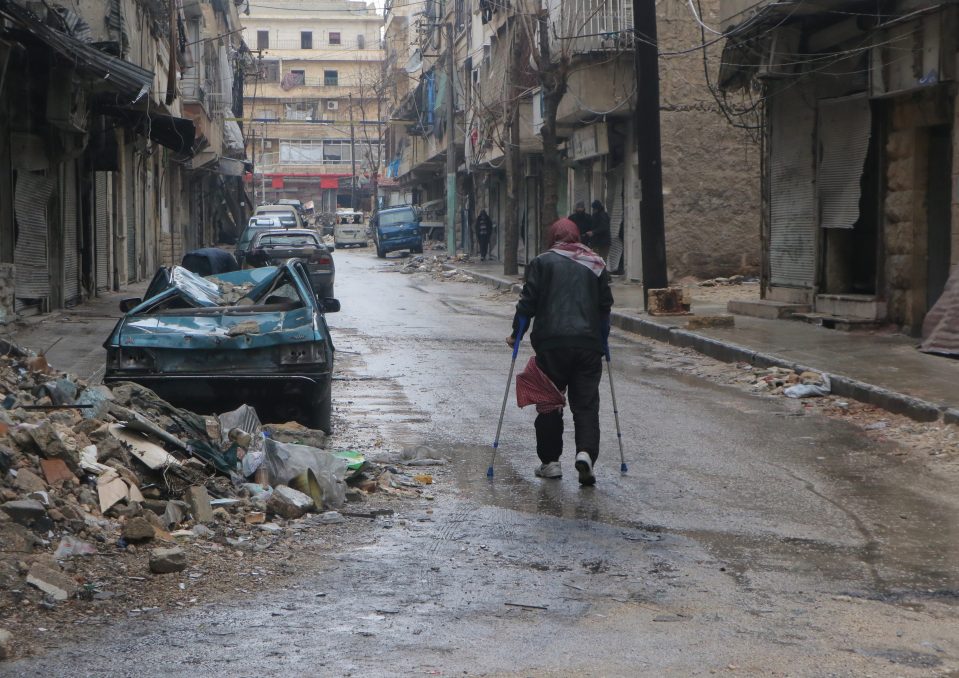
549, 0, 634, 54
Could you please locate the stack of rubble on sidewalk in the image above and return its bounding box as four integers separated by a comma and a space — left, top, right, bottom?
0, 338, 435, 659
394, 255, 475, 282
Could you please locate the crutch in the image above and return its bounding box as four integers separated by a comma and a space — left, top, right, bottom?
487, 317, 527, 478
605, 344, 628, 474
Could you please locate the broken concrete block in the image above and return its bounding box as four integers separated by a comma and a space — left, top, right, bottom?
647, 287, 691, 316
267, 485, 314, 520
1, 499, 49, 530
12, 469, 46, 494
0, 627, 12, 660
26, 563, 78, 600
40, 458, 75, 486
26, 421, 80, 475
184, 486, 214, 524
149, 547, 187, 574
122, 516, 156, 542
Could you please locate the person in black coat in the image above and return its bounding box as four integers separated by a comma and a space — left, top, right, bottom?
588, 200, 612, 261
475, 209, 493, 261
567, 201, 593, 244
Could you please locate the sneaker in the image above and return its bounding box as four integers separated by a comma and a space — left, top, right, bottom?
535, 461, 562, 479
575, 451, 596, 486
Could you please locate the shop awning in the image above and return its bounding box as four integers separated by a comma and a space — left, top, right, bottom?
96, 104, 196, 154
0, 0, 153, 104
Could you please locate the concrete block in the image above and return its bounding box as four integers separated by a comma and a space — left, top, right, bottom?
0, 627, 12, 660
944, 408, 959, 426
184, 486, 214, 524
26, 563, 77, 600
647, 287, 690, 315
149, 547, 187, 574
727, 300, 809, 320
814, 294, 886, 320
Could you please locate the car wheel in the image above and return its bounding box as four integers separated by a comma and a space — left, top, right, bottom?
309, 377, 333, 434
412, 244, 423, 254
376, 244, 386, 258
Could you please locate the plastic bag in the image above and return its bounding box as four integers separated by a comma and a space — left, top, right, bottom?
263, 438, 348, 508
784, 374, 832, 398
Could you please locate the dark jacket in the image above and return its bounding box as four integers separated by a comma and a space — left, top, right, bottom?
567, 211, 593, 240
475, 212, 492, 237
590, 209, 611, 247
513, 251, 613, 354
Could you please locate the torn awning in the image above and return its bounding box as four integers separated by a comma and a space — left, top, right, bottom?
0, 0, 152, 104
96, 105, 196, 154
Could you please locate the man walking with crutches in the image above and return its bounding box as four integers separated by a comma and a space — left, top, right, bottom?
507, 218, 613, 485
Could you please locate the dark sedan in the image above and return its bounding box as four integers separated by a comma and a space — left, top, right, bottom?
244, 229, 334, 299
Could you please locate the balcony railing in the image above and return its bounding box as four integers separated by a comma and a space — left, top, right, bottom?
258, 38, 384, 51
552, 0, 634, 53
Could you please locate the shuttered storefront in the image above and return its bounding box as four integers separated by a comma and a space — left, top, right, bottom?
817, 95, 871, 230
95, 171, 111, 292
63, 161, 80, 305
606, 164, 625, 271
769, 88, 817, 287
13, 171, 54, 311
125, 149, 136, 282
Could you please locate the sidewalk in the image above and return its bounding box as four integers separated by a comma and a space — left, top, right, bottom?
447, 259, 959, 424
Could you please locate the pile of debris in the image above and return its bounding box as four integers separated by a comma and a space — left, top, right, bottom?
729, 364, 831, 398
697, 275, 758, 287
0, 339, 431, 659
396, 255, 475, 283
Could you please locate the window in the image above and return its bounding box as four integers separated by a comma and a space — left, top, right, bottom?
328, 32, 341, 45
323, 140, 350, 162
357, 34, 365, 49
301, 31, 312, 49
256, 30, 269, 49
324, 70, 338, 86
289, 69, 305, 86
284, 102, 316, 121
261, 61, 279, 82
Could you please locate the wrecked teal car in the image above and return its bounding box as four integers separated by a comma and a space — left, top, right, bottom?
104, 260, 339, 433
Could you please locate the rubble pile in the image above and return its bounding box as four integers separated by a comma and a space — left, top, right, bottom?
0, 339, 434, 660
396, 255, 475, 283
697, 275, 758, 287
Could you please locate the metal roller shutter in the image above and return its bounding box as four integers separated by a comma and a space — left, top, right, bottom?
95, 172, 110, 292
769, 88, 816, 287
13, 171, 54, 311
63, 161, 80, 305
125, 151, 136, 282
606, 164, 625, 270
818, 95, 871, 229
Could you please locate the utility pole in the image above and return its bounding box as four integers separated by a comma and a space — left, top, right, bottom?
445, 21, 457, 255
633, 0, 668, 306
348, 92, 357, 210
260, 130, 266, 204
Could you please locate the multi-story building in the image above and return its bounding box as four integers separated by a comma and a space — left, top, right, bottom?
719, 0, 959, 335
384, 0, 761, 279
241, 0, 385, 213
0, 0, 248, 320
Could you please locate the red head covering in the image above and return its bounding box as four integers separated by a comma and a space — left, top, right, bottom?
547, 218, 580, 248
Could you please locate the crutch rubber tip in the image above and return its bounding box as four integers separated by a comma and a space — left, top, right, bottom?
486, 466, 495, 478
620, 463, 628, 474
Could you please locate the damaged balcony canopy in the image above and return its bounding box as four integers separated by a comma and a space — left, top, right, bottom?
103, 261, 339, 432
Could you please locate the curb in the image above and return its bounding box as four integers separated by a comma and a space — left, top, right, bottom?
448, 264, 953, 425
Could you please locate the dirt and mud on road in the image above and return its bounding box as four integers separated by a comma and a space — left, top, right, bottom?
3, 249, 959, 676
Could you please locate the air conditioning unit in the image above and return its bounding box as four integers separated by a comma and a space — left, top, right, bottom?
327, 100, 339, 110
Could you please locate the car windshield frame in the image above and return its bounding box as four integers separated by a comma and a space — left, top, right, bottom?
378, 208, 416, 226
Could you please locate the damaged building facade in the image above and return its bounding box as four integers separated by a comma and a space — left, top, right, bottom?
0, 0, 249, 321
720, 0, 959, 334
384, 0, 761, 279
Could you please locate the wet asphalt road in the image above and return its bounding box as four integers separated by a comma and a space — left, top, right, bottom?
6, 249, 959, 677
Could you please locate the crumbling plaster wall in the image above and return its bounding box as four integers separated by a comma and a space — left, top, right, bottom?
658, 0, 762, 280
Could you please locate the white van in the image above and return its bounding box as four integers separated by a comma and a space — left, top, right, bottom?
334, 212, 367, 248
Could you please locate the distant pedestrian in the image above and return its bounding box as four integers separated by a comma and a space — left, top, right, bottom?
568, 201, 593, 244
475, 209, 493, 261
508, 218, 613, 485
588, 200, 612, 261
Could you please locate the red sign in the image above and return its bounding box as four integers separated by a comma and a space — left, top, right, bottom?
271, 176, 284, 189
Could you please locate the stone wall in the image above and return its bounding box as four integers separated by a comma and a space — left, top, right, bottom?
159, 231, 186, 268
658, 0, 762, 280
0, 264, 14, 324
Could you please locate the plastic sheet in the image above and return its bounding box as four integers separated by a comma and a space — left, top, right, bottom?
263, 438, 347, 508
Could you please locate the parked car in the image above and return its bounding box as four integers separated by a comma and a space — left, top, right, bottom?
181, 248, 238, 276
104, 261, 339, 433
371, 205, 423, 258
254, 204, 304, 228
244, 229, 335, 299
236, 216, 287, 267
